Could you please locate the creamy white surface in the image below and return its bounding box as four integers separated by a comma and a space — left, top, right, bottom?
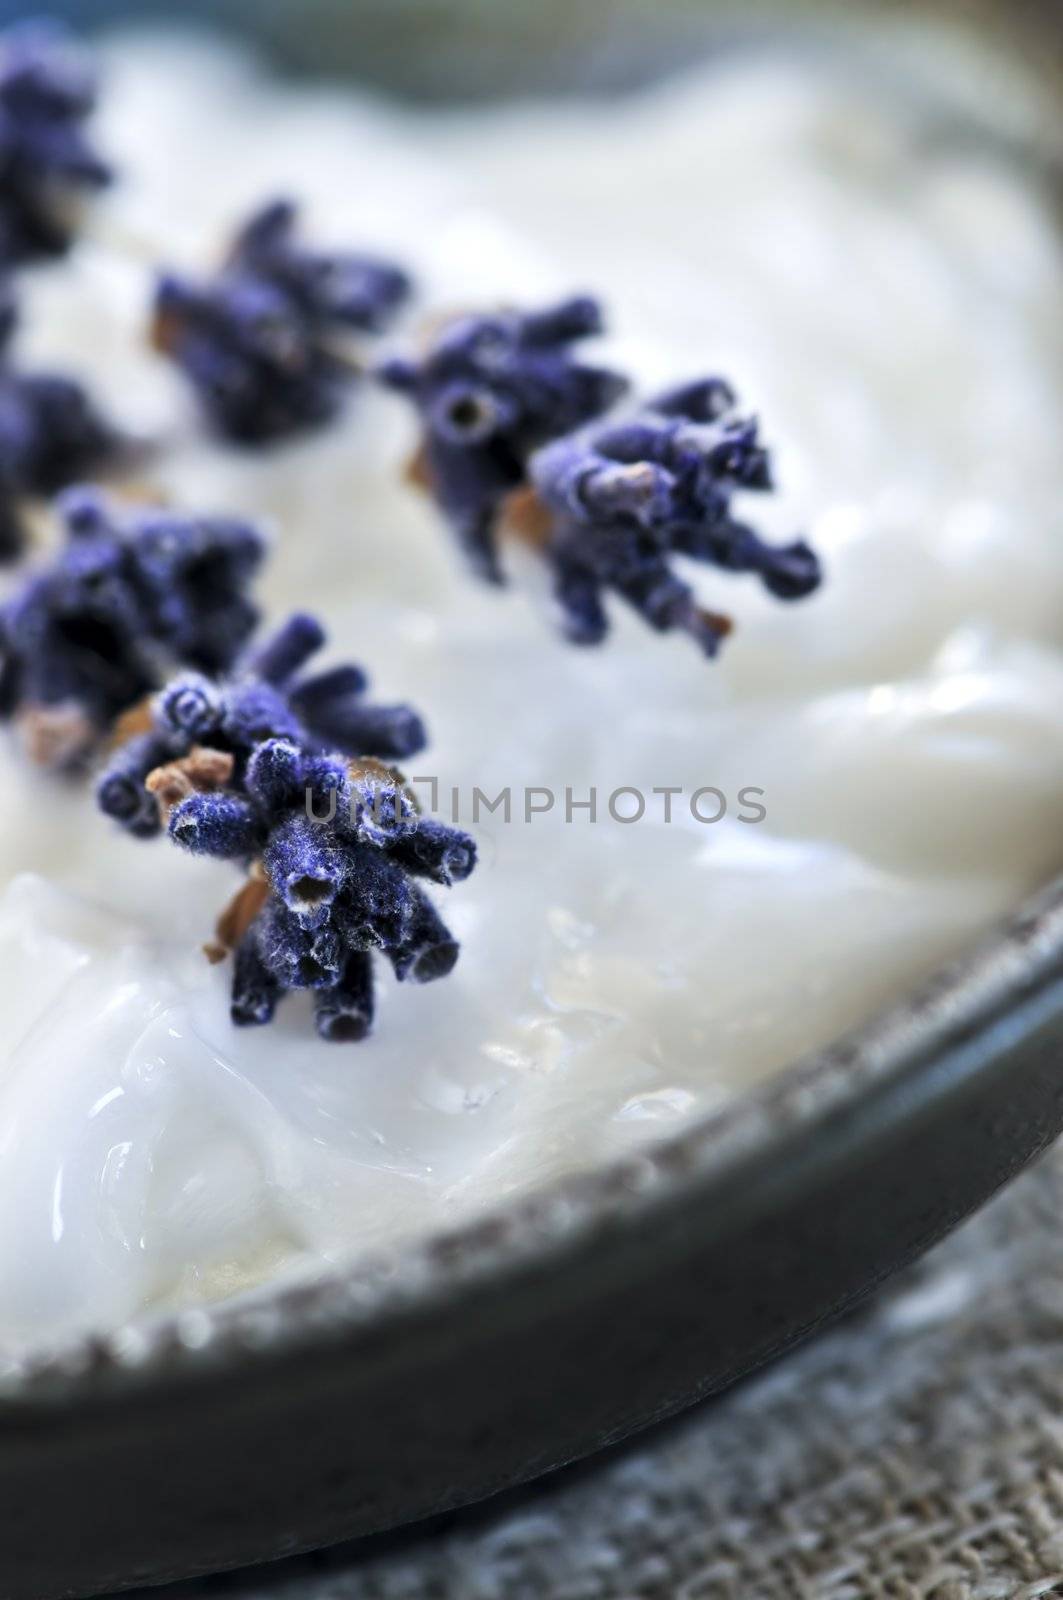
0, 32, 1062, 1354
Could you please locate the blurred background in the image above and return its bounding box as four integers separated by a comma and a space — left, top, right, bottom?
0, 0, 1057, 109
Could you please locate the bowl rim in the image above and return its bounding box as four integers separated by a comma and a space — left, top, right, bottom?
4, 868, 1062, 1413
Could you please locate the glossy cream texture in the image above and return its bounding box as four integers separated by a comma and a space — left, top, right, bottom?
1, 33, 1062, 1354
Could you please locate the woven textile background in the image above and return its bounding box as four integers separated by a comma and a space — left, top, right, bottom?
137, 1144, 1063, 1600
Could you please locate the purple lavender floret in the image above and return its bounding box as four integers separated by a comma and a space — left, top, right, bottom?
529, 380, 822, 656
378, 296, 627, 582
97, 615, 467, 1042
0, 487, 264, 764
152, 197, 411, 446
0, 286, 120, 560
0, 20, 111, 266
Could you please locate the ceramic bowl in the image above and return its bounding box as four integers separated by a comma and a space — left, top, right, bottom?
0, 5, 1061, 1597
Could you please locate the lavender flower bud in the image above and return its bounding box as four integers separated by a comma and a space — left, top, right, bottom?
333, 847, 415, 950
388, 891, 460, 983
301, 751, 350, 818
0, 304, 122, 561
348, 763, 417, 846
250, 612, 326, 687
520, 295, 604, 346
652, 378, 735, 422
288, 662, 368, 711
169, 790, 259, 859
300, 699, 426, 763
0, 21, 112, 266
254, 897, 343, 989
156, 674, 223, 741
231, 936, 281, 1029
388, 818, 477, 886
313, 951, 374, 1043
263, 814, 345, 921
95, 732, 169, 837
244, 737, 305, 811
287, 647, 423, 759
220, 679, 302, 751
429, 380, 519, 447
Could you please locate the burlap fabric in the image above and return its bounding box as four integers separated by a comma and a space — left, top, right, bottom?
140, 1144, 1063, 1600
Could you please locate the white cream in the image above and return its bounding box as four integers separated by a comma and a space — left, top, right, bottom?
1, 30, 1062, 1355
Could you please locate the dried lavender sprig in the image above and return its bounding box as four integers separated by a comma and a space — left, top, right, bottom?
97, 615, 468, 1043
528, 380, 823, 655
378, 295, 627, 583
0, 20, 111, 267
0, 285, 123, 561
0, 486, 264, 766
152, 197, 411, 446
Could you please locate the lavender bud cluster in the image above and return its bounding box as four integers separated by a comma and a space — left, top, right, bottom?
97, 613, 470, 1042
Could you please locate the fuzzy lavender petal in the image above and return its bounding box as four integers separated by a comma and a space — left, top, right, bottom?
95, 731, 169, 836
250, 613, 327, 687
231, 935, 281, 1028
156, 673, 223, 741
388, 891, 460, 983
300, 699, 427, 762
169, 790, 259, 859
388, 818, 477, 886
314, 951, 374, 1042
263, 814, 345, 921
244, 737, 305, 811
